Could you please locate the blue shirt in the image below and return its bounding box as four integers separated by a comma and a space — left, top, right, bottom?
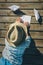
0, 36, 31, 65
0, 57, 12, 65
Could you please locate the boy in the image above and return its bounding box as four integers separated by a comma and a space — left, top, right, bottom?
0, 18, 31, 65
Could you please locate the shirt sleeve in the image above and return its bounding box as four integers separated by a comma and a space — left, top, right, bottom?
23, 36, 31, 48
18, 36, 31, 50
17, 36, 31, 55
0, 57, 12, 65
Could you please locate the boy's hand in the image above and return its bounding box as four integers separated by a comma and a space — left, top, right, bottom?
23, 22, 30, 27
16, 17, 23, 23
16, 17, 30, 27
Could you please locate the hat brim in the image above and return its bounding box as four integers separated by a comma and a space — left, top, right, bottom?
6, 22, 27, 47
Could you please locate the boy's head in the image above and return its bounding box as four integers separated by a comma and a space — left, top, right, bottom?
16, 17, 30, 35
6, 22, 27, 47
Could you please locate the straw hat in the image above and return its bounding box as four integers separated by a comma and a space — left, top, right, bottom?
6, 22, 27, 47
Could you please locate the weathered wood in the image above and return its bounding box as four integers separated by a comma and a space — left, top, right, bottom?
0, 3, 43, 9
0, 16, 43, 23
30, 24, 43, 30
30, 32, 43, 38
0, 30, 43, 39
0, 23, 43, 39
0, 1, 43, 65
0, 30, 6, 38
7, 0, 43, 3
0, 23, 43, 30
0, 46, 5, 52
35, 40, 43, 47
0, 38, 5, 45
0, 54, 2, 57
0, 0, 5, 2
37, 48, 43, 54
0, 17, 16, 23
0, 38, 43, 47
0, 0, 43, 2
0, 10, 43, 16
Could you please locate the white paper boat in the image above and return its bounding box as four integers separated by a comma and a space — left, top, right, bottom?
8, 5, 20, 11
20, 15, 31, 24
34, 8, 40, 21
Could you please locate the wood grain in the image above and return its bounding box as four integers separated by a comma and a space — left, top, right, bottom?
0, 3, 43, 9
0, 23, 43, 30
0, 16, 43, 23
0, 0, 43, 63
0, 0, 5, 2
0, 0, 43, 2
0, 54, 2, 57
0, 10, 43, 16
0, 38, 43, 47
0, 46, 5, 52
0, 38, 5, 45
0, 30, 43, 39
7, 0, 43, 3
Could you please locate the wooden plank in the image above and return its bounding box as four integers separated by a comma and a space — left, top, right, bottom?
0, 30, 43, 39
30, 32, 43, 38
37, 48, 43, 54
0, 17, 16, 23
0, 38, 5, 45
0, 30, 6, 38
0, 0, 5, 2
0, 54, 2, 57
0, 38, 43, 47
30, 24, 43, 30
0, 23, 43, 30
0, 0, 43, 2
0, 3, 43, 9
35, 40, 43, 47
0, 16, 43, 23
7, 0, 43, 3
0, 46, 5, 52
0, 10, 43, 16
0, 23, 9, 30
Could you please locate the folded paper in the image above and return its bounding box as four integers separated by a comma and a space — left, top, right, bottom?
34, 8, 40, 21
8, 5, 20, 11
20, 15, 31, 24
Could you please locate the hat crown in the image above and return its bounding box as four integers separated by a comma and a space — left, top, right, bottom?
10, 26, 17, 41
7, 22, 27, 46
